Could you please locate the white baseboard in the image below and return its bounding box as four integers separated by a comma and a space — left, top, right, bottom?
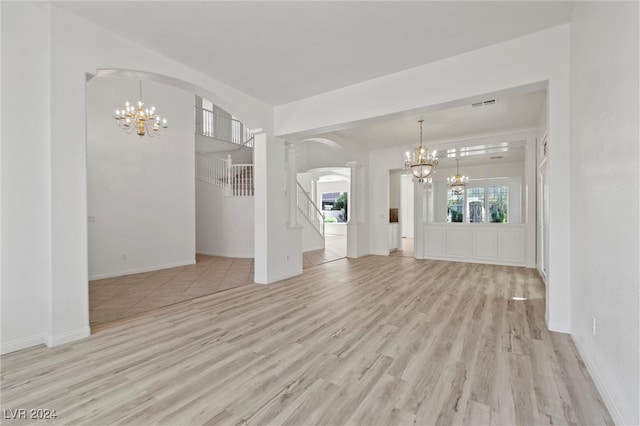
421, 254, 528, 268
546, 319, 571, 334
302, 245, 324, 253
44, 326, 91, 348
1, 333, 45, 355
346, 249, 369, 259
572, 335, 625, 425
195, 250, 254, 259
254, 268, 303, 284
89, 259, 196, 280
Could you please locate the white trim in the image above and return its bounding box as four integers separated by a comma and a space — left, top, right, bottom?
1, 334, 45, 355
420, 255, 528, 268
88, 260, 196, 280
196, 250, 254, 259
302, 245, 324, 253
254, 268, 303, 285
537, 266, 548, 286
546, 319, 570, 334
44, 326, 91, 348
572, 335, 625, 426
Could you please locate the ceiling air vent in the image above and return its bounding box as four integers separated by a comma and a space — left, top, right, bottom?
471, 99, 497, 107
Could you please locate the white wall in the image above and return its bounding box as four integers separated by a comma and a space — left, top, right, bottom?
324, 222, 347, 236
296, 140, 349, 173
87, 77, 195, 279
196, 181, 254, 258
1, 3, 275, 352
195, 134, 253, 164
1, 2, 52, 353
570, 2, 639, 424
276, 25, 571, 333
389, 170, 402, 210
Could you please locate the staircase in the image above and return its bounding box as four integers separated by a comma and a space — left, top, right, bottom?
194, 100, 323, 245
196, 153, 254, 196
297, 182, 324, 237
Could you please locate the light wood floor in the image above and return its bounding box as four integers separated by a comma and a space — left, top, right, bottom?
1, 256, 612, 425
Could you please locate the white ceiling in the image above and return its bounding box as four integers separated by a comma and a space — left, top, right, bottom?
320, 90, 546, 151
55, 1, 574, 105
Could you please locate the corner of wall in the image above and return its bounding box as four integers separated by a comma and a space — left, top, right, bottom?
44, 327, 91, 348
572, 335, 626, 425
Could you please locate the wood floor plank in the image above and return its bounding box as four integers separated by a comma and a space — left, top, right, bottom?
0, 256, 613, 425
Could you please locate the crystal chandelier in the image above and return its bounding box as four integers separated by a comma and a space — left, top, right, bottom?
114, 81, 168, 137
448, 159, 469, 195
404, 120, 438, 183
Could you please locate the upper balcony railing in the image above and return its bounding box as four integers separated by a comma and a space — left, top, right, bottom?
195, 106, 254, 148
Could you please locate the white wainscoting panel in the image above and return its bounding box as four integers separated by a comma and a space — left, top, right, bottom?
422, 224, 527, 266
446, 228, 472, 258
425, 227, 446, 256
498, 228, 526, 263
472, 228, 498, 260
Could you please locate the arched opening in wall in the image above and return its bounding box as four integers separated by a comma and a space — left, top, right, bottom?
295, 138, 350, 267
300, 168, 349, 268
86, 71, 260, 329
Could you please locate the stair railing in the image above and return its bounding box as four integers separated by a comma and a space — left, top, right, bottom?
228, 161, 253, 197
195, 106, 254, 148
196, 153, 253, 197
297, 182, 324, 237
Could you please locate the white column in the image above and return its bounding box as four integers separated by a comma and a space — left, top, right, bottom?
346, 161, 360, 258
254, 133, 302, 284
525, 136, 537, 268
413, 181, 426, 259
287, 144, 299, 228
347, 161, 357, 224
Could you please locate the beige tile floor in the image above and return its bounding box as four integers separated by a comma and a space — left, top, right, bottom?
91, 235, 346, 327
302, 234, 347, 268
89, 254, 254, 327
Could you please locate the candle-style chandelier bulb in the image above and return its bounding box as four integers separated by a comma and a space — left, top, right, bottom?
114, 80, 168, 137
403, 119, 438, 183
